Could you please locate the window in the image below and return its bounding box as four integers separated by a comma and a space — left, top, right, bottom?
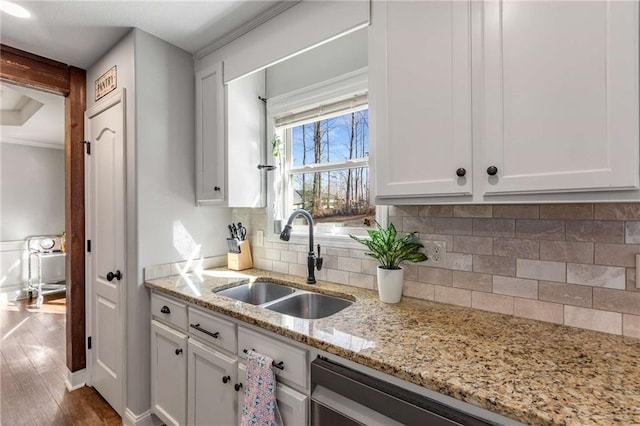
267, 69, 386, 240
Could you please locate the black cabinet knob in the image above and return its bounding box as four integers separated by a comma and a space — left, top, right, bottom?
106, 270, 122, 281
175, 348, 183, 355
222, 375, 231, 384
234, 383, 243, 392
487, 166, 498, 176
456, 168, 466, 177
214, 186, 221, 191
160, 305, 171, 314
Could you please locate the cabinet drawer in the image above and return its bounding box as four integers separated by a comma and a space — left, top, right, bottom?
151, 293, 188, 331
188, 307, 237, 354
238, 327, 307, 389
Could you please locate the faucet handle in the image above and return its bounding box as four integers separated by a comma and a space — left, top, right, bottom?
316, 244, 323, 270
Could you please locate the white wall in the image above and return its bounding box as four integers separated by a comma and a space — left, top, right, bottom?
266, 28, 368, 98
0, 143, 65, 241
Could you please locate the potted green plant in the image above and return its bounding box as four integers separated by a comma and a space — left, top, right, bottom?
350, 222, 428, 303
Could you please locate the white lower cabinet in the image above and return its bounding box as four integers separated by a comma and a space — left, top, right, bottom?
151, 320, 188, 426
187, 338, 238, 426
150, 292, 309, 426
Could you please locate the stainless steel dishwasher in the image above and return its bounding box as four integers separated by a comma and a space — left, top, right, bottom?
311, 357, 499, 426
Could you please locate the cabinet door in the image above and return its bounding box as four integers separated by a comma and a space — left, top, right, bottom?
151, 320, 187, 426
188, 339, 237, 426
482, 0, 639, 195
373, 1, 472, 200
227, 70, 266, 208
237, 363, 308, 426
196, 61, 226, 205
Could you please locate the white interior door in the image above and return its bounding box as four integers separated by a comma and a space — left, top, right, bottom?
85, 90, 126, 415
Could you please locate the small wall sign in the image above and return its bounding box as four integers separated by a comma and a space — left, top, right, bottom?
95, 66, 117, 101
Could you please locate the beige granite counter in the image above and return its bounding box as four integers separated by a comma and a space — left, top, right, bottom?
145, 268, 640, 426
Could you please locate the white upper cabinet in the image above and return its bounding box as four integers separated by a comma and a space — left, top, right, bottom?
373, 0, 639, 203
227, 70, 266, 208
481, 0, 639, 196
373, 1, 473, 200
195, 62, 225, 205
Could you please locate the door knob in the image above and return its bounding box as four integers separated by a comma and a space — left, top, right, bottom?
456, 168, 466, 177
487, 166, 498, 176
106, 270, 122, 281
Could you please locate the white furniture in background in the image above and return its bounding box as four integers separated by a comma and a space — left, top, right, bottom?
372, 0, 639, 203
150, 292, 308, 426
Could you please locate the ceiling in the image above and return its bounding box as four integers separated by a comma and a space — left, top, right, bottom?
0, 0, 293, 149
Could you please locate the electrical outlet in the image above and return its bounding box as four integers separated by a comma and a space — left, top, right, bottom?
423, 240, 446, 267
255, 230, 264, 247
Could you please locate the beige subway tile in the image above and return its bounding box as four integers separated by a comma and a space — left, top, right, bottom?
472, 292, 514, 315
263, 248, 281, 261
539, 240, 594, 264
326, 268, 349, 285
452, 271, 492, 292
252, 246, 266, 259
417, 266, 453, 286
434, 286, 472, 307
270, 242, 289, 250
493, 276, 538, 299
326, 247, 350, 256
594, 203, 640, 220
453, 235, 493, 255
253, 258, 273, 271
517, 259, 566, 282
514, 299, 564, 325
435, 218, 473, 235
622, 314, 640, 339
564, 306, 622, 335
593, 288, 640, 315
361, 259, 379, 276
625, 268, 640, 292
349, 272, 375, 290
472, 218, 515, 238
473, 255, 516, 276
567, 263, 626, 289
539, 204, 593, 220
516, 220, 565, 240
280, 250, 298, 264
338, 257, 362, 273
389, 206, 420, 217
420, 205, 453, 217
493, 205, 539, 219
594, 243, 640, 267
403, 281, 435, 301
402, 264, 418, 281
566, 220, 624, 243
272, 261, 289, 274
625, 221, 640, 244
288, 263, 307, 278
287, 244, 308, 253
446, 253, 473, 271
321, 255, 338, 269
418, 234, 454, 248
453, 205, 493, 218
348, 249, 370, 259
403, 216, 436, 234
493, 238, 539, 259
538, 281, 592, 308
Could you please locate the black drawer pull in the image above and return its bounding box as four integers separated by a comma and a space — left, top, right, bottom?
175, 348, 183, 356
235, 383, 243, 392
160, 305, 171, 314
190, 323, 219, 339
222, 375, 231, 384
243, 349, 285, 371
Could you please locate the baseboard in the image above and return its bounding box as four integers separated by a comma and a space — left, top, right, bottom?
64, 368, 86, 391
123, 408, 160, 426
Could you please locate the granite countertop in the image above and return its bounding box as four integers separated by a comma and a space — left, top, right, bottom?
145, 268, 640, 426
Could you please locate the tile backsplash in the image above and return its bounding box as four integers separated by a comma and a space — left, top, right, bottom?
233, 204, 640, 339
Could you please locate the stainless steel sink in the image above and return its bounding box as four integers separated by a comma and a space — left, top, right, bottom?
215, 281, 296, 305
265, 293, 353, 319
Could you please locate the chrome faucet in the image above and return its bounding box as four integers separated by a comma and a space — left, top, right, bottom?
279, 209, 323, 284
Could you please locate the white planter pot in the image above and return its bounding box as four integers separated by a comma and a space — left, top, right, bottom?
376, 266, 404, 303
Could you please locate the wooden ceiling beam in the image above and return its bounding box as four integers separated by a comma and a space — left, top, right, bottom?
0, 44, 70, 96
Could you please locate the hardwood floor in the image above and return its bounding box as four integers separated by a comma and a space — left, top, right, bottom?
1, 294, 121, 425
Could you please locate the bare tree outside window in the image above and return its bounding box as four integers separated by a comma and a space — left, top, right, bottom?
289, 108, 373, 228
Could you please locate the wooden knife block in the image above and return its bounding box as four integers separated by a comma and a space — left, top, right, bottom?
227, 239, 253, 271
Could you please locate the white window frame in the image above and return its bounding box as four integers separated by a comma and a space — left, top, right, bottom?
266, 68, 387, 246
